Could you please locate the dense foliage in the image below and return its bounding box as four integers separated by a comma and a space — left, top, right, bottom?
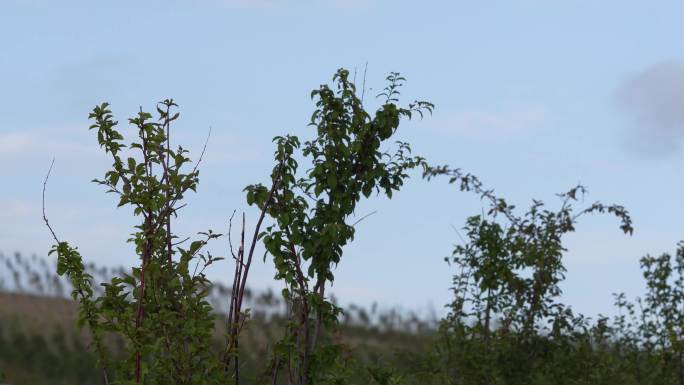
243, 69, 432, 384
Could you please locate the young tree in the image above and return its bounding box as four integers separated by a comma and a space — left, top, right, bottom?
245, 69, 432, 385
44, 100, 238, 385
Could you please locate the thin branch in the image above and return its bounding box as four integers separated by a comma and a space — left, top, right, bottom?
361, 61, 368, 104
152, 127, 211, 234
42, 158, 59, 243
192, 126, 211, 175
271, 357, 280, 385
227, 210, 238, 260
449, 223, 468, 246
237, 160, 285, 313
171, 236, 191, 246
42, 157, 110, 385
351, 210, 377, 227
310, 280, 325, 352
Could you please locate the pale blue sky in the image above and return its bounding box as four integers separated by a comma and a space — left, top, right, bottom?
2, 0, 684, 318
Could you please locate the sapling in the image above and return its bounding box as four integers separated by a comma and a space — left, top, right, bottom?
245, 69, 433, 385
43, 100, 280, 385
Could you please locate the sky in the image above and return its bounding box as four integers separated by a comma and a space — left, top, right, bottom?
1, 0, 684, 319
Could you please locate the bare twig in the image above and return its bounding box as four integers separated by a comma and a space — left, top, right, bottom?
237, 160, 285, 313
361, 61, 368, 104
171, 236, 191, 246
152, 127, 211, 235
449, 223, 468, 246
224, 161, 286, 383
42, 158, 59, 243
351, 210, 377, 227
271, 357, 280, 385
227, 210, 238, 260
42, 157, 110, 385
193, 126, 211, 175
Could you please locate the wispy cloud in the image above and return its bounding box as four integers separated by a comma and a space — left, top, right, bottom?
615, 60, 684, 157
208, 0, 369, 9
0, 123, 265, 168
430, 106, 546, 140
0, 128, 99, 167
0, 132, 36, 157
0, 198, 138, 265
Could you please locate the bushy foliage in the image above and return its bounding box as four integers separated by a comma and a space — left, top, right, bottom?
399, 176, 636, 384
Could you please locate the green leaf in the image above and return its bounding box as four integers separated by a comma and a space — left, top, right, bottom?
327, 174, 337, 189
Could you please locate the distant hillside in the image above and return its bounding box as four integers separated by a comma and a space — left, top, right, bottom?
0, 292, 101, 385
0, 253, 436, 385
